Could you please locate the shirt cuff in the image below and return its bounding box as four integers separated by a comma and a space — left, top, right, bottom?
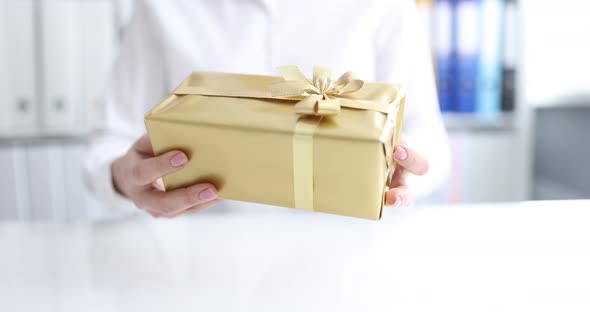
401, 133, 451, 199
92, 158, 139, 215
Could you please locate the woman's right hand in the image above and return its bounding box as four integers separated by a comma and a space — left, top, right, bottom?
111, 134, 220, 218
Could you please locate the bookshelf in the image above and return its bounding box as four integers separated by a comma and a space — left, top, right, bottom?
417, 0, 530, 204
418, 0, 518, 125
0, 0, 119, 221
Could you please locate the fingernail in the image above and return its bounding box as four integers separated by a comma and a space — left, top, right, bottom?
170, 152, 188, 167
386, 195, 402, 208
199, 188, 217, 201
394, 196, 402, 207
394, 147, 407, 161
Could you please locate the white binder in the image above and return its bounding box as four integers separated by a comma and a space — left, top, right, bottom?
61, 142, 89, 220
0, 144, 31, 220
0, 1, 38, 136
40, 0, 81, 133
26, 142, 66, 221
62, 141, 117, 221
0, 146, 18, 219
40, 0, 115, 134
78, 0, 116, 131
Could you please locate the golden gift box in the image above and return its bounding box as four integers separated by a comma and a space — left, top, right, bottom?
145, 66, 405, 220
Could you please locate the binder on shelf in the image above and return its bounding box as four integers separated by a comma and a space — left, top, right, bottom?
40, 0, 81, 133
40, 0, 116, 135
0, 145, 18, 222
26, 142, 66, 221
0, 146, 19, 219
0, 1, 38, 136
0, 145, 31, 220
454, 0, 480, 113
79, 0, 116, 132
62, 142, 114, 221
476, 0, 504, 115
501, 0, 518, 112
61, 143, 88, 220
434, 0, 455, 112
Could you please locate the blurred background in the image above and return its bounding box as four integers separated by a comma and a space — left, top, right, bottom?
0, 0, 588, 221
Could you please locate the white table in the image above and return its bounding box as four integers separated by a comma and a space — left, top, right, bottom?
1, 200, 590, 312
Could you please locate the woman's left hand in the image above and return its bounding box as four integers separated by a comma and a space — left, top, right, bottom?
385, 144, 430, 208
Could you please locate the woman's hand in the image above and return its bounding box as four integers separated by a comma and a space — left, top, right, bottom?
385, 144, 430, 208
111, 134, 220, 218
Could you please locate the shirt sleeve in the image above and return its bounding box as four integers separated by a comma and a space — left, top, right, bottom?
83, 2, 167, 214
374, 0, 451, 199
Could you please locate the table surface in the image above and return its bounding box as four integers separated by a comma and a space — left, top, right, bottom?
1, 200, 590, 312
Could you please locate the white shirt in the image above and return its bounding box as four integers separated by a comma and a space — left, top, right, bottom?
84, 0, 450, 214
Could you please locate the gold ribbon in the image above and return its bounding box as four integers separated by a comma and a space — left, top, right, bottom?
270, 66, 396, 212
292, 116, 322, 211
173, 66, 397, 117
271, 65, 391, 116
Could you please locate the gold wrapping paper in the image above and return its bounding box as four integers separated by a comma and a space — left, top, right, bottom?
145, 67, 405, 220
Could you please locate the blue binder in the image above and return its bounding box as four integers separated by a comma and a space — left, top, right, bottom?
454, 0, 480, 113
501, 0, 517, 112
476, 0, 504, 115
434, 0, 455, 112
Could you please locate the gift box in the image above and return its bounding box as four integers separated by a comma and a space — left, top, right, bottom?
145, 66, 405, 220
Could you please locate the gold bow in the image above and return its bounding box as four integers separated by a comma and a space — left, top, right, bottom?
271, 65, 372, 116
172, 65, 394, 117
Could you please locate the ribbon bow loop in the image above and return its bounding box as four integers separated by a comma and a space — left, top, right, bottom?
271, 65, 366, 116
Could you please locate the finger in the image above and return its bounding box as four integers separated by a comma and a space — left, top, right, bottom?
393, 145, 429, 176
128, 150, 188, 186
168, 199, 223, 218
385, 185, 413, 208
139, 183, 218, 216
389, 165, 408, 188
151, 178, 165, 192
133, 134, 154, 155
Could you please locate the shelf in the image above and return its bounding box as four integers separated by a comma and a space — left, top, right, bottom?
443, 112, 516, 132
529, 93, 590, 109
0, 129, 92, 143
